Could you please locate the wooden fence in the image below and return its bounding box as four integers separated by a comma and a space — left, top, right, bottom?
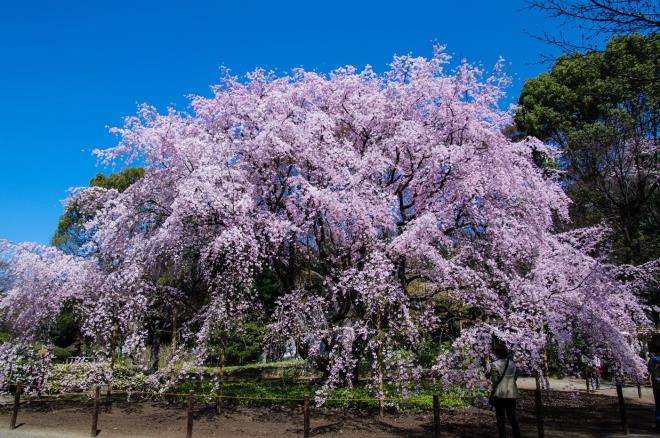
5, 377, 635, 437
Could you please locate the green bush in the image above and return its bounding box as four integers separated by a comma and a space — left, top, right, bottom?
207, 322, 266, 366
50, 345, 75, 362
415, 339, 447, 369
172, 378, 470, 412
48, 307, 79, 349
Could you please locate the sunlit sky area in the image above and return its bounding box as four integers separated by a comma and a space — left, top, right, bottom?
0, 0, 580, 244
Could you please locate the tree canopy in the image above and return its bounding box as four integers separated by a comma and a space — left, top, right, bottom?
515, 33, 659, 264
0, 47, 652, 400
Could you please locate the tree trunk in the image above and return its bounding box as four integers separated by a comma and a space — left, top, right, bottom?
376, 312, 384, 418
216, 347, 225, 414
148, 325, 160, 374
352, 356, 361, 387
171, 309, 177, 353
110, 322, 118, 371
543, 348, 551, 389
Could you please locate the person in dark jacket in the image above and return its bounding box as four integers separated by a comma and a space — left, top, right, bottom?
648, 350, 660, 431
487, 344, 521, 438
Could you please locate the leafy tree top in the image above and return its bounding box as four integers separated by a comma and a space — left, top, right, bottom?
515, 33, 659, 264
51, 168, 144, 254
515, 33, 658, 144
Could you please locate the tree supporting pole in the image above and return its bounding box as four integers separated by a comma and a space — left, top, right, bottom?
186, 391, 194, 438
303, 395, 310, 438
216, 347, 225, 415
616, 383, 629, 435
433, 394, 440, 438
90, 385, 100, 437
535, 373, 545, 438
376, 311, 384, 419
542, 348, 550, 389
171, 308, 177, 352
110, 323, 118, 371
10, 383, 21, 430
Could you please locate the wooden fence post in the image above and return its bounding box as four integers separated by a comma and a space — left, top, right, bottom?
216, 369, 224, 415
106, 381, 113, 410
433, 394, 440, 438
535, 373, 545, 438
90, 385, 100, 437
186, 391, 194, 438
303, 395, 310, 438
616, 383, 629, 435
10, 383, 21, 430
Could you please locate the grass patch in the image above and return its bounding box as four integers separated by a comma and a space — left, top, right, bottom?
173, 379, 471, 412
203, 359, 316, 380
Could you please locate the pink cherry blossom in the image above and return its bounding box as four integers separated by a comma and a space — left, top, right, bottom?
0, 47, 654, 397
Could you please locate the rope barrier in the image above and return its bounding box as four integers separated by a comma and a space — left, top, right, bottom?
5, 386, 419, 403
6, 380, 648, 404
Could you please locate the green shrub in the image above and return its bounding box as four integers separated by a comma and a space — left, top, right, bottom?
48, 307, 79, 348
171, 378, 470, 412
50, 345, 74, 362
415, 339, 447, 369
206, 322, 267, 366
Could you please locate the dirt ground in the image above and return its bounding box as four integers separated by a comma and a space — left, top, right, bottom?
0, 389, 657, 438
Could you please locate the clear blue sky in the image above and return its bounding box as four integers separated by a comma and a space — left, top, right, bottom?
0, 0, 573, 245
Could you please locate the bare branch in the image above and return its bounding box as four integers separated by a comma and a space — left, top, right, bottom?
527, 0, 659, 57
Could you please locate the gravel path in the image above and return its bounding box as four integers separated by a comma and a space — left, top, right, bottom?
516, 377, 655, 404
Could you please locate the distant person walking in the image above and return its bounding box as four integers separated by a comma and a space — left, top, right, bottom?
648, 351, 660, 431
487, 344, 521, 438
592, 355, 602, 390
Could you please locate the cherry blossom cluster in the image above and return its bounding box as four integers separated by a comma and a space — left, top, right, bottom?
0, 341, 51, 395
